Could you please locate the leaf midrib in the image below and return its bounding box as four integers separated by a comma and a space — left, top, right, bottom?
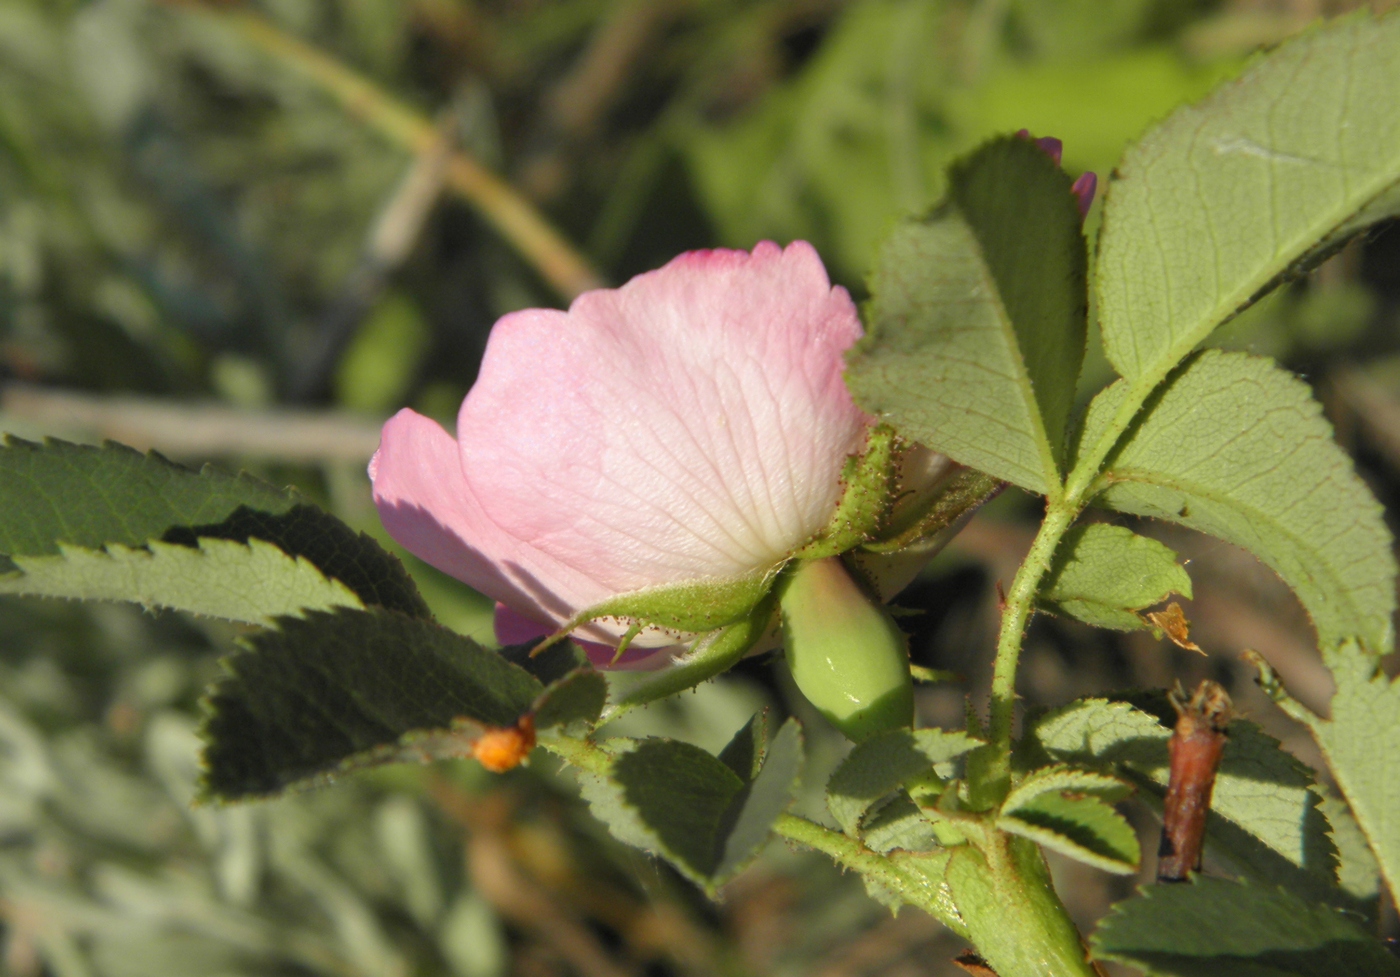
959, 209, 1060, 498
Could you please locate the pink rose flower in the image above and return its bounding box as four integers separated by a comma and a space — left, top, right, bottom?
369, 241, 887, 667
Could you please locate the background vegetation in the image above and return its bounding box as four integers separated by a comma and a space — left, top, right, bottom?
1, 0, 1396, 974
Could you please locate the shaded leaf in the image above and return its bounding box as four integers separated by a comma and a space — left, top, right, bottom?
847, 136, 1088, 494
1315, 789, 1381, 904
714, 718, 803, 882
717, 711, 769, 782
580, 718, 804, 892
1096, 11, 1400, 384
827, 728, 982, 835
199, 608, 544, 801
861, 793, 940, 853
0, 436, 288, 558
999, 791, 1140, 875
1080, 351, 1395, 655
1003, 765, 1133, 809
1039, 524, 1191, 631
530, 669, 606, 731
1092, 876, 1400, 977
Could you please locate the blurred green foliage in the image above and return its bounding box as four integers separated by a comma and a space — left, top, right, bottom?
2, 0, 1397, 974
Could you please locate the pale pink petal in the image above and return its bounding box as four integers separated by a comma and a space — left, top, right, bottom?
370, 408, 619, 641
372, 241, 871, 656
453, 241, 869, 613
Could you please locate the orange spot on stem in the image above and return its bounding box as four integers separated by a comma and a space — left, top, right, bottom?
472, 715, 537, 773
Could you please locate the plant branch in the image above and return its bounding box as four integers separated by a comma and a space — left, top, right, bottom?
1, 382, 383, 462
167, 2, 604, 302
986, 501, 1077, 761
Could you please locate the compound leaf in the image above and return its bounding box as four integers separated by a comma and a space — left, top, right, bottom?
848, 136, 1088, 494
1096, 11, 1400, 384
1081, 351, 1395, 655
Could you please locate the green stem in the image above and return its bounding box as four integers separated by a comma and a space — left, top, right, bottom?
985, 369, 1170, 777
771, 814, 966, 935
986, 501, 1077, 756
946, 833, 1099, 977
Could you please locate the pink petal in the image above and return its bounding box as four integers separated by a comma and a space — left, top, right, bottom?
370, 408, 614, 640
372, 241, 871, 655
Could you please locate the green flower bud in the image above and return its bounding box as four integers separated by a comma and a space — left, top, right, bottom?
778, 556, 914, 741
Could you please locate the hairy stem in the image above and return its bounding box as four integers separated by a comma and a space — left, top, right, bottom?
986, 501, 1078, 757
771, 814, 966, 935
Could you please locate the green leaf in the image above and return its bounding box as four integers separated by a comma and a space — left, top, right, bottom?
1039, 524, 1191, 631
530, 668, 606, 731
0, 437, 429, 619
1033, 697, 1344, 902
1315, 788, 1381, 904
847, 135, 1088, 494
1003, 765, 1134, 809
860, 793, 941, 853
713, 718, 803, 883
578, 717, 804, 892
199, 607, 545, 801
1092, 876, 1400, 977
0, 436, 288, 556
1096, 11, 1400, 385
998, 774, 1140, 875
1302, 641, 1400, 904
1080, 351, 1395, 655
826, 727, 982, 835
0, 537, 361, 625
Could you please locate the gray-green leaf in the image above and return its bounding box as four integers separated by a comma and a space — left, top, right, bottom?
847, 135, 1088, 494
0, 537, 362, 625
1091, 876, 1400, 977
1080, 351, 1395, 655
1096, 11, 1400, 385
1039, 524, 1191, 631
